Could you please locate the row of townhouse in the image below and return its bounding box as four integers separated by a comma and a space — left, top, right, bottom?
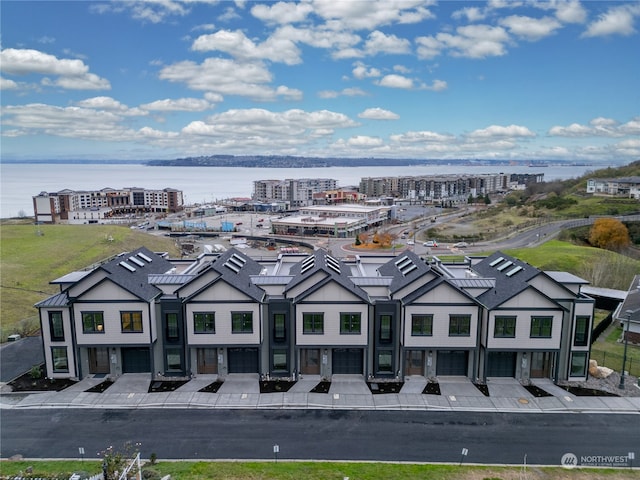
586, 177, 640, 199
33, 187, 184, 224
37, 246, 594, 385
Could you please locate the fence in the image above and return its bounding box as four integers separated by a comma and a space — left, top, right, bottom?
590, 349, 640, 378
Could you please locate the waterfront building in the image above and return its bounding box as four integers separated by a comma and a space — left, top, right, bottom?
36, 246, 594, 385
33, 187, 184, 224
252, 178, 338, 207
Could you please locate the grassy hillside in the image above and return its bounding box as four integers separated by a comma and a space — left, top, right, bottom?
0, 222, 179, 340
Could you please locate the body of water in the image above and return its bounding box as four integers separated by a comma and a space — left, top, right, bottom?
0, 162, 601, 219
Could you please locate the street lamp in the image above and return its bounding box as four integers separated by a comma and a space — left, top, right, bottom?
618, 310, 633, 390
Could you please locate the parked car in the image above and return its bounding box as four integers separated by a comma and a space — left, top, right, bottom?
407, 240, 414, 245
453, 241, 468, 248
423, 240, 438, 247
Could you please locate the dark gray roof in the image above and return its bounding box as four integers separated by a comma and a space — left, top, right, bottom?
377, 250, 433, 293
618, 274, 640, 323
96, 247, 173, 302
180, 248, 266, 302
403, 276, 481, 306
285, 249, 369, 303
35, 292, 69, 308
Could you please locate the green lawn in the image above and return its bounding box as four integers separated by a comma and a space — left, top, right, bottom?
1, 460, 638, 480
0, 222, 179, 340
591, 325, 640, 377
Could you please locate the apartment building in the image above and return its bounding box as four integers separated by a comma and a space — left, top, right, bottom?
37, 247, 594, 385
252, 178, 338, 207
359, 173, 542, 201
33, 187, 184, 224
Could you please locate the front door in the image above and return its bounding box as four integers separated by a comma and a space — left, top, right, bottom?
197, 348, 218, 374
530, 352, 552, 378
300, 348, 321, 375
404, 350, 424, 376
88, 347, 110, 374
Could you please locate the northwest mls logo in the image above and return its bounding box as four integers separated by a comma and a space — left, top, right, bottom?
562, 452, 635, 468
561, 453, 578, 469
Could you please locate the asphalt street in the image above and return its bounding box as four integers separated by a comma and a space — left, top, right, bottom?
1, 409, 638, 465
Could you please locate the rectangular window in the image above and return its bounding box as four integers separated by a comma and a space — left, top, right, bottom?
120, 311, 143, 333
570, 352, 588, 377
231, 312, 253, 333
194, 312, 215, 333
411, 314, 433, 336
166, 348, 182, 372
49, 311, 64, 341
494, 316, 516, 338
273, 349, 287, 372
379, 315, 392, 343
574, 316, 590, 346
273, 313, 286, 342
377, 351, 393, 373
303, 313, 324, 334
166, 313, 179, 339
82, 311, 104, 333
449, 315, 471, 336
51, 346, 69, 372
340, 313, 361, 334
530, 316, 553, 338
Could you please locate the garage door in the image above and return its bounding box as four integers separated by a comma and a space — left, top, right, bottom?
122, 347, 150, 373
228, 347, 259, 373
332, 348, 363, 374
436, 350, 468, 376
487, 352, 516, 377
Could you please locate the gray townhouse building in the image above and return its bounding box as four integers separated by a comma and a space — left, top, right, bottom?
36, 246, 594, 385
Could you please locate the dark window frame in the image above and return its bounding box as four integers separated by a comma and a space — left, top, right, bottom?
81, 311, 104, 334
570, 351, 588, 377
303, 312, 324, 334
340, 312, 361, 335
574, 316, 590, 346
51, 346, 69, 373
449, 314, 471, 336
273, 313, 286, 342
411, 314, 433, 336
379, 314, 392, 343
49, 311, 65, 341
530, 316, 553, 338
231, 311, 253, 334
194, 312, 216, 334
494, 316, 516, 338
166, 312, 179, 339
120, 311, 143, 333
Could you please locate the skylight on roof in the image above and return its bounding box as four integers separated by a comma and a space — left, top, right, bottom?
506, 265, 523, 277
301, 256, 315, 274
326, 254, 341, 274
496, 261, 513, 271
137, 252, 153, 262
490, 257, 504, 267
129, 256, 145, 267
119, 261, 136, 272
401, 263, 418, 276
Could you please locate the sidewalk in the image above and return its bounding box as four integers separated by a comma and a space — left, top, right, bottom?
2, 374, 640, 414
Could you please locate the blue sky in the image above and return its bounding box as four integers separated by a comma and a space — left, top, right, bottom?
1, 0, 639, 163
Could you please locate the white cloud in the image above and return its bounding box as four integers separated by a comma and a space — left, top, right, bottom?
390, 130, 455, 143
192, 29, 301, 65
140, 98, 212, 112
377, 74, 414, 89
318, 87, 367, 99
424, 79, 447, 91
554, 0, 587, 24
582, 4, 639, 38
550, 117, 640, 137
251, 1, 314, 24
451, 7, 486, 23
358, 108, 399, 120
346, 135, 384, 147
417, 24, 510, 59
0, 77, 18, 90
352, 62, 382, 79
159, 57, 300, 101
467, 124, 535, 139
90, 0, 192, 24
0, 48, 111, 90
363, 31, 411, 55
499, 15, 562, 41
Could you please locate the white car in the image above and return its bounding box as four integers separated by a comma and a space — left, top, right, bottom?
423, 240, 438, 247
453, 241, 469, 248
407, 240, 415, 245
